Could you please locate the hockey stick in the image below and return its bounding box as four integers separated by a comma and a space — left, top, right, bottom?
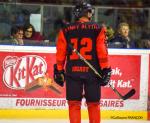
69, 44, 135, 100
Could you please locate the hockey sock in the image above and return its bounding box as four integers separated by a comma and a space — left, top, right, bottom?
68, 101, 81, 123
87, 102, 100, 123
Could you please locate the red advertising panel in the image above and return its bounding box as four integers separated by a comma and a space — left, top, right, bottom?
101, 55, 140, 99
0, 52, 65, 98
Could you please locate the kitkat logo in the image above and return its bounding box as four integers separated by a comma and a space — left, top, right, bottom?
3, 55, 47, 90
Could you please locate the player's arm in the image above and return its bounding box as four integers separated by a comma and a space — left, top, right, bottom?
54, 29, 67, 87
56, 29, 67, 70
96, 27, 109, 69
96, 27, 111, 86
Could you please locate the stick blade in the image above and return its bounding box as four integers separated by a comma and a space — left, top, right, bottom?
122, 89, 136, 100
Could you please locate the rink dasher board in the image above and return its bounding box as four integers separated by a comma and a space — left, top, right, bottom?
0, 45, 149, 120
0, 46, 149, 111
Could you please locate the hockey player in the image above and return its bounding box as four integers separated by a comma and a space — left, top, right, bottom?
54, 1, 111, 123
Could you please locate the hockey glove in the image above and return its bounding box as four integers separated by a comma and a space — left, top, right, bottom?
100, 67, 112, 86
53, 64, 65, 87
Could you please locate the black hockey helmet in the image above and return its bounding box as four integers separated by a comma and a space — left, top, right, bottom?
73, 2, 94, 19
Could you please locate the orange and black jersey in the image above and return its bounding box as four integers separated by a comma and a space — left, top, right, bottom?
56, 18, 110, 77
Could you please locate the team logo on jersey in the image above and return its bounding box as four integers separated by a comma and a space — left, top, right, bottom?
3, 55, 47, 90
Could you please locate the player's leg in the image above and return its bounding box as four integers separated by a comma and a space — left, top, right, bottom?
87, 102, 100, 123
68, 101, 81, 123
66, 76, 83, 123
84, 78, 101, 123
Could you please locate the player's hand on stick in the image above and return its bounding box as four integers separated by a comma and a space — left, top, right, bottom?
100, 67, 112, 86
53, 64, 65, 87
